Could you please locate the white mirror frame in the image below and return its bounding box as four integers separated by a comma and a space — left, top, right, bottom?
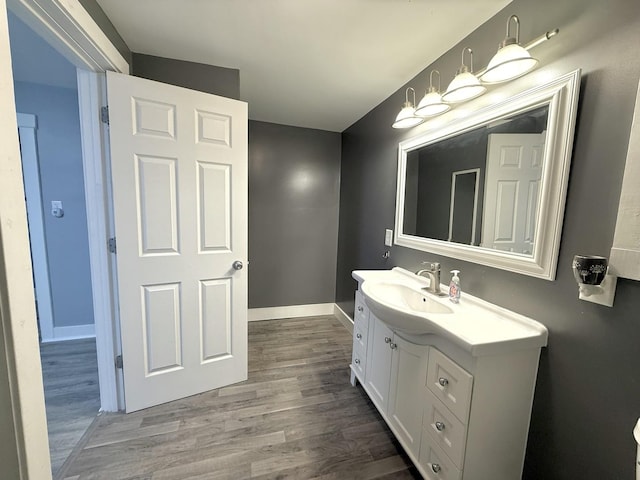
394, 69, 581, 280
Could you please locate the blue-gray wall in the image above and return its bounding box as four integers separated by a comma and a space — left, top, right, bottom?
336, 0, 640, 478
13, 82, 95, 329
248, 120, 341, 308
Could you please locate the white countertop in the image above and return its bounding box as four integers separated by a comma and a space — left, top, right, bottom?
353, 267, 548, 356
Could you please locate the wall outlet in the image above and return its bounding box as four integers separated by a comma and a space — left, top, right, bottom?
384, 229, 393, 247
51, 200, 64, 218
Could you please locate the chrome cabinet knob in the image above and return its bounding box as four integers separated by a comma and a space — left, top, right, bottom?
354, 358, 360, 365
438, 377, 449, 387
232, 260, 243, 270
431, 463, 442, 473
435, 421, 445, 431
356, 333, 362, 340
384, 337, 392, 344
357, 305, 364, 312
390, 343, 397, 350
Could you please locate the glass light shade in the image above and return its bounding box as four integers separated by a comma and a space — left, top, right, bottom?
392, 103, 424, 129
480, 43, 538, 84
415, 90, 450, 117
442, 72, 486, 103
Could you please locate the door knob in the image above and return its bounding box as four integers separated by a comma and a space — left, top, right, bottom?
232, 260, 243, 270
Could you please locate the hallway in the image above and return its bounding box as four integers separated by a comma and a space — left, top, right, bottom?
41, 338, 100, 475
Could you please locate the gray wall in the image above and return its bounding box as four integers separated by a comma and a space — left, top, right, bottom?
336, 0, 640, 478
132, 53, 240, 100
249, 120, 341, 308
14, 82, 95, 329
78, 0, 131, 64
129, 57, 341, 309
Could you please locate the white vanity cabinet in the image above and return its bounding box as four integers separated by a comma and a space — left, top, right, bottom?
350, 291, 369, 382
349, 269, 549, 480
388, 335, 429, 458
363, 314, 394, 412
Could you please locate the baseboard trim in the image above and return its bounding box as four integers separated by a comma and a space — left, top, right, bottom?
248, 303, 336, 322
333, 304, 354, 334
41, 324, 96, 343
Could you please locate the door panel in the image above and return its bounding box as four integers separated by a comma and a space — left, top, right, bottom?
481, 132, 545, 255
107, 71, 248, 412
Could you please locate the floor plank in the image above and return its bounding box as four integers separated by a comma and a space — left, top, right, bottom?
60, 317, 420, 479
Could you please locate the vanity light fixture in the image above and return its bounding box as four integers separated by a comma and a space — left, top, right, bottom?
415, 70, 451, 117
392, 87, 425, 129
441, 47, 486, 104
480, 15, 538, 84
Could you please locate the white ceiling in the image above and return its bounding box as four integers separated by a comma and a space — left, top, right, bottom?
95, 0, 511, 132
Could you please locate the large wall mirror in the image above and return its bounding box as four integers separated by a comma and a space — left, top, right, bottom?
395, 69, 581, 280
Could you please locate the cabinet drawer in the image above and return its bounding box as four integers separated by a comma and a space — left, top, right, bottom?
353, 322, 368, 352
423, 388, 467, 468
354, 291, 369, 333
426, 348, 473, 423
419, 431, 463, 480
351, 342, 366, 380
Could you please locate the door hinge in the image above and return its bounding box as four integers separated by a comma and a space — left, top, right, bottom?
100, 106, 109, 125
108, 237, 117, 254
115, 354, 123, 369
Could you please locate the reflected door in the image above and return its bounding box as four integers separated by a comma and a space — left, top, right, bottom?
107, 71, 248, 412
481, 132, 545, 255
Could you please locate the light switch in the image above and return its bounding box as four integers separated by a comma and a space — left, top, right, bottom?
385, 229, 393, 247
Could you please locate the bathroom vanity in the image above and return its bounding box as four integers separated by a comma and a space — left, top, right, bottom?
350, 268, 548, 480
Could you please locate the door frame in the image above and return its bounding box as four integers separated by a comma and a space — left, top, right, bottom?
17, 112, 56, 341
2, 0, 128, 476
9, 0, 129, 412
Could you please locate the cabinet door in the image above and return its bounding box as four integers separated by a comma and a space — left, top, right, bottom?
388, 336, 429, 457
364, 315, 394, 413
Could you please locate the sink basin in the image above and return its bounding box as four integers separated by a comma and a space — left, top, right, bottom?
361, 281, 453, 334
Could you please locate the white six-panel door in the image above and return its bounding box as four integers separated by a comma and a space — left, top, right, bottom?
106, 71, 248, 412
481, 132, 546, 255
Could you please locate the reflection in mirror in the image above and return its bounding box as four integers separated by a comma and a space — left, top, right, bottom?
402, 105, 548, 256
394, 69, 581, 280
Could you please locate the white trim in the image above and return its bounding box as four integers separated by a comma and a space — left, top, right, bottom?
248, 303, 336, 322
610, 78, 640, 281
76, 69, 121, 412
7, 0, 128, 73
40, 323, 95, 343
0, 4, 51, 477
333, 304, 353, 334
16, 113, 56, 342
394, 69, 581, 281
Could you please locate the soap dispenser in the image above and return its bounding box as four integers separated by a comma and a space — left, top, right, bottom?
449, 270, 461, 304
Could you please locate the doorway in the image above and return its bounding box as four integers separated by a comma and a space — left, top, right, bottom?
9, 11, 101, 474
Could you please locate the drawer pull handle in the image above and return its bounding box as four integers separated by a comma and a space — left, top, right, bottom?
431, 463, 442, 474
435, 421, 446, 431
354, 358, 360, 365
356, 333, 362, 340
384, 337, 392, 344
357, 306, 364, 312
438, 377, 449, 387
390, 343, 397, 350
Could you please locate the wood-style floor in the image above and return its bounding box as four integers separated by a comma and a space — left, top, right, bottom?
40, 338, 101, 475
57, 317, 420, 479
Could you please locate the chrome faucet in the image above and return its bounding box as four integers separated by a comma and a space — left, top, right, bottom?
416, 262, 445, 296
